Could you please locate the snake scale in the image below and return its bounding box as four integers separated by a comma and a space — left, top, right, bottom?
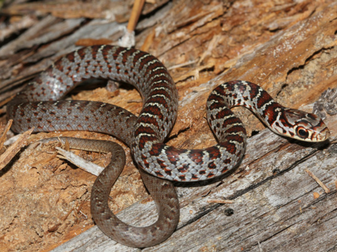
7, 45, 330, 248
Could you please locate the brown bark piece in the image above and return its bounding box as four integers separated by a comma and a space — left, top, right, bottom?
0, 0, 336, 251
0, 122, 33, 170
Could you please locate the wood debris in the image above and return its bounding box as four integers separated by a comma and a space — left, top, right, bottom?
305, 169, 331, 194
0, 126, 33, 170
0, 0, 336, 251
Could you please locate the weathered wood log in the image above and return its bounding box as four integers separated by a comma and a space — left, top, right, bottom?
0, 0, 336, 251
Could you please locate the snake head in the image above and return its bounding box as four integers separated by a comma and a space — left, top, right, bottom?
274, 108, 330, 142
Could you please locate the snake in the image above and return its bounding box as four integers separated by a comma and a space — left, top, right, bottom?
7, 45, 330, 248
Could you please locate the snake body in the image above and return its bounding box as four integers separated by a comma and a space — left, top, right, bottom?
7, 45, 330, 247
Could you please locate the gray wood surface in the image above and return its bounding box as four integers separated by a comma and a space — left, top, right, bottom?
1, 1, 337, 251
52, 123, 337, 252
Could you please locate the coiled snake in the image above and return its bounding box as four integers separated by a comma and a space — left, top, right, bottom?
7, 45, 330, 248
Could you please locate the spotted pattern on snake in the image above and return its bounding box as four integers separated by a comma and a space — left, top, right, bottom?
7, 45, 330, 247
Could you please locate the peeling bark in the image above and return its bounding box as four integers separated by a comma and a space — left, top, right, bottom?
0, 0, 336, 251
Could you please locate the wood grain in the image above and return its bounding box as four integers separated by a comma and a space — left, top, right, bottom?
0, 0, 336, 251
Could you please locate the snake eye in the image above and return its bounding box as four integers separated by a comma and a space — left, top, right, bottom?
296, 127, 309, 139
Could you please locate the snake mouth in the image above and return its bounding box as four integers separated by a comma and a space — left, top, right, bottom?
314, 126, 330, 142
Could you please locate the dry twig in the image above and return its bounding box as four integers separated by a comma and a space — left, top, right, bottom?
305, 169, 331, 193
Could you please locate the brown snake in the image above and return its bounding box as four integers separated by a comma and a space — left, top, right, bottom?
7, 45, 330, 247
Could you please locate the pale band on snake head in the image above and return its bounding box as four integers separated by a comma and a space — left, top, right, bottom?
7, 45, 330, 248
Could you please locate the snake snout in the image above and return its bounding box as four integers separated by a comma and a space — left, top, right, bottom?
313, 124, 330, 142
